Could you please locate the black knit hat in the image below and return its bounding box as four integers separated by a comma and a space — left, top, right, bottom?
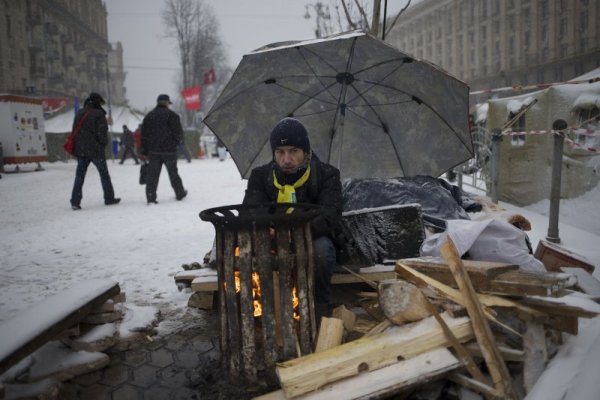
88, 92, 105, 105
270, 118, 310, 154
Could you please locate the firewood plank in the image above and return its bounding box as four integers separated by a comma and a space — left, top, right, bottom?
293, 227, 312, 355
276, 313, 473, 399
400, 257, 518, 279
314, 317, 344, 353
258, 348, 460, 400
400, 257, 569, 297
223, 229, 241, 376
440, 238, 519, 400
238, 230, 257, 381
255, 228, 278, 378
215, 230, 228, 371
277, 227, 296, 360
304, 224, 317, 343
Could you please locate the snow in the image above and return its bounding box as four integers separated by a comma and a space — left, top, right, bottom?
507, 96, 536, 114
0, 278, 118, 363
1, 157, 600, 398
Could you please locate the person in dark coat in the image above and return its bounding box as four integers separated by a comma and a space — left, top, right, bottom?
69, 92, 120, 210
119, 124, 139, 164
141, 94, 187, 204
243, 117, 343, 316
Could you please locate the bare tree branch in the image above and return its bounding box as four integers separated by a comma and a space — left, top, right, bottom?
340, 1, 358, 30
353, 0, 370, 31
385, 0, 412, 37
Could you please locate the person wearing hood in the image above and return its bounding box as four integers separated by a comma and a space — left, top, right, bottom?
69, 92, 120, 210
140, 94, 187, 204
242, 117, 343, 318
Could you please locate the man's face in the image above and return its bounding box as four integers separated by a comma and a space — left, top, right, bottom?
274, 146, 306, 174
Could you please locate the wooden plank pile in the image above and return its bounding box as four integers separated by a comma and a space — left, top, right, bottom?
255, 238, 600, 400
0, 279, 159, 399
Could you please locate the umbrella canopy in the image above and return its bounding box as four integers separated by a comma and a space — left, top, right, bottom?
204, 31, 473, 180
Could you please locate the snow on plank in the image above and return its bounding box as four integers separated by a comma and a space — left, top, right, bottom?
0, 279, 120, 375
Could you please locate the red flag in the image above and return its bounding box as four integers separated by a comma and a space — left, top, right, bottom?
181, 85, 202, 110
203, 68, 216, 85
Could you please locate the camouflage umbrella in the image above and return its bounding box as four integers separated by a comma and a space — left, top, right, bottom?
203, 31, 473, 180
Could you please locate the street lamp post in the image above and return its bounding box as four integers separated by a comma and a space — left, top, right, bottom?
304, 2, 331, 38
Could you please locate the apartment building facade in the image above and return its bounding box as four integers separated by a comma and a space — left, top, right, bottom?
0, 0, 126, 107
386, 0, 600, 104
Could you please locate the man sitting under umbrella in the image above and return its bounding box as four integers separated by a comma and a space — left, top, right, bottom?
243, 118, 343, 319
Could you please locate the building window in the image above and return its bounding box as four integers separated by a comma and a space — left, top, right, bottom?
6, 15, 11, 38
580, 12, 589, 32
540, 0, 549, 19
524, 31, 531, 49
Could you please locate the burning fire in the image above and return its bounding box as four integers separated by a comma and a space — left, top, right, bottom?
234, 271, 300, 320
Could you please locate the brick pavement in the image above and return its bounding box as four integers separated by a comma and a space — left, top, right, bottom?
59, 311, 222, 400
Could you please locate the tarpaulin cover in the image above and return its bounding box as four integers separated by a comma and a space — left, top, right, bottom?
342, 175, 481, 230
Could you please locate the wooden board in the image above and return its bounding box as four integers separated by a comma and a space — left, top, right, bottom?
399, 257, 518, 279
330, 265, 397, 285
0, 279, 120, 376
398, 257, 570, 297
174, 268, 217, 284
519, 291, 600, 319
256, 348, 460, 400
191, 276, 218, 292
276, 314, 473, 399
535, 240, 595, 274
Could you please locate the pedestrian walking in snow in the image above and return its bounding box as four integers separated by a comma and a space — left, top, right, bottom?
216, 138, 227, 161
119, 124, 139, 164
69, 92, 121, 210
141, 94, 187, 204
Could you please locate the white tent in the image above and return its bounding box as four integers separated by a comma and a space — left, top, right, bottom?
485, 68, 600, 205
44, 105, 145, 134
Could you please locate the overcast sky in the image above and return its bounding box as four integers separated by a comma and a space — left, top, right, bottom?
105, 0, 409, 112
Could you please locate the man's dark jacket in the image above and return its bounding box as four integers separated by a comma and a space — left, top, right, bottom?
73, 103, 108, 158
243, 154, 343, 240
141, 105, 183, 155
121, 127, 134, 148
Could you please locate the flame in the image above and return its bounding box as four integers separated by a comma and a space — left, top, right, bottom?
232, 271, 300, 320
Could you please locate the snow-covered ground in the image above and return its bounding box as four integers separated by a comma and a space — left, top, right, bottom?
1, 157, 599, 399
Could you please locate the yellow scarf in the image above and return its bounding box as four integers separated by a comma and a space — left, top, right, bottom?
273, 166, 311, 208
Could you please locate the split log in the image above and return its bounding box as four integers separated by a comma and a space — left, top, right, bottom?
258, 348, 460, 400
314, 317, 344, 352
331, 305, 356, 331
378, 279, 431, 324
276, 313, 473, 398
440, 238, 519, 400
